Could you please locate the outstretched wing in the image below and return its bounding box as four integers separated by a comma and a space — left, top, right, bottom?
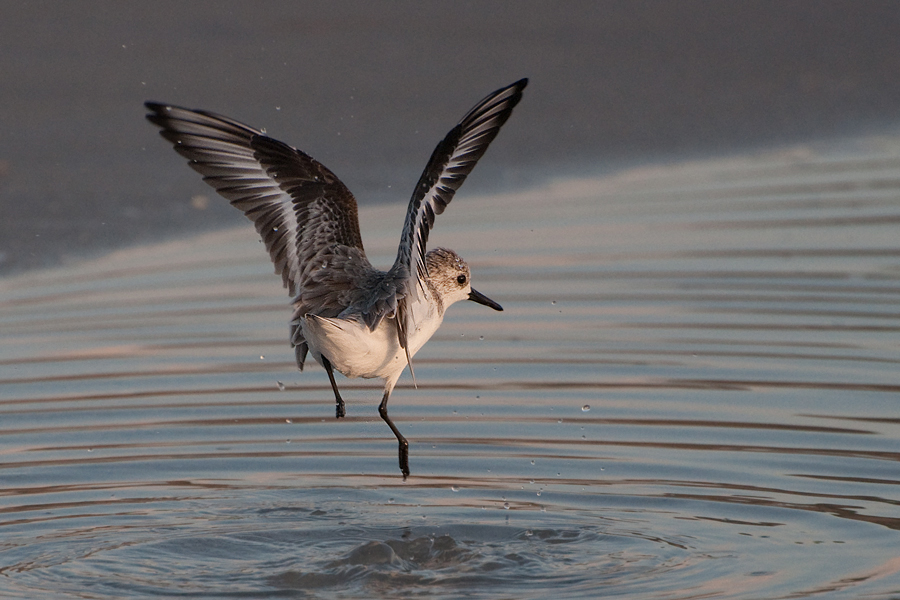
144, 103, 367, 299
388, 79, 526, 365
392, 79, 527, 293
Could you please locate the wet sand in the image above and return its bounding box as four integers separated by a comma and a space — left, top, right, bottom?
3, 1, 900, 273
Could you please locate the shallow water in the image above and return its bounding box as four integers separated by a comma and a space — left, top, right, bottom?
1, 137, 899, 598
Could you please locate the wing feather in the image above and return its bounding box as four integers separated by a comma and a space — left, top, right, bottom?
146, 81, 526, 372
145, 102, 367, 299
392, 79, 527, 293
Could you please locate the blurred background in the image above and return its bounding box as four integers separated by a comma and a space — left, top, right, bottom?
2, 0, 900, 274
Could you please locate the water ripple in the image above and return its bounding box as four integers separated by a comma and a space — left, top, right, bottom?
2, 137, 900, 597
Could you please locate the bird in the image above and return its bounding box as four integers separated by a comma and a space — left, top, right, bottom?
145, 78, 527, 478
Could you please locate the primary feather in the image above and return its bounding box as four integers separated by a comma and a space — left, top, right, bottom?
145, 78, 527, 372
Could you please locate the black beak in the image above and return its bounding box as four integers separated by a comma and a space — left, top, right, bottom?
468, 288, 503, 311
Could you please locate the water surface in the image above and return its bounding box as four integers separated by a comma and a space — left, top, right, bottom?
1, 136, 899, 598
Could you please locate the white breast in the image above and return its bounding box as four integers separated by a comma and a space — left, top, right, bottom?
300, 294, 443, 381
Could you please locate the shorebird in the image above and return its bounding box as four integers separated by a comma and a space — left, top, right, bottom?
145, 78, 527, 478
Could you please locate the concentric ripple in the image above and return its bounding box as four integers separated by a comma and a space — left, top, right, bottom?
1, 134, 899, 598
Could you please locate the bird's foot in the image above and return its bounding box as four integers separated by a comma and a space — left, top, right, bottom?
399, 439, 410, 480
335, 398, 346, 419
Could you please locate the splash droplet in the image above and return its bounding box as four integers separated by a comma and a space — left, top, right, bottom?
451, 486, 459, 492
277, 381, 286, 391
581, 404, 590, 412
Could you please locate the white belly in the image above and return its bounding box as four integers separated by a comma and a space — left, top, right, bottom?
301, 300, 443, 381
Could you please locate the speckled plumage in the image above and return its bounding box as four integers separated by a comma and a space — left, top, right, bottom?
146, 79, 526, 477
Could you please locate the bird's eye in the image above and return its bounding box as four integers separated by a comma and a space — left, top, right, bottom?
456, 274, 467, 285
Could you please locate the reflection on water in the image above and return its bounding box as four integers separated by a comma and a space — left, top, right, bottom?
1, 136, 899, 598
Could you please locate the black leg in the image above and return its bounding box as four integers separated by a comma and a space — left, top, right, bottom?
321, 356, 346, 419
378, 390, 409, 479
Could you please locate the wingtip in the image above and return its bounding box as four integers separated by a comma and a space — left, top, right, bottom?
144, 101, 173, 124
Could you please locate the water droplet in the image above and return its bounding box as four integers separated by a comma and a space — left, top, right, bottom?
87, 448, 93, 453
525, 530, 533, 537
451, 486, 459, 492
529, 479, 535, 484
557, 419, 562, 424
190, 194, 209, 210
503, 502, 510, 510
530, 460, 535, 465
540, 506, 546, 512
259, 355, 265, 360
479, 336, 484, 340
452, 410, 458, 415
277, 381, 286, 391
551, 300, 557, 305
285, 418, 292, 424
536, 491, 541, 496
581, 404, 590, 412
387, 498, 395, 504
285, 439, 291, 444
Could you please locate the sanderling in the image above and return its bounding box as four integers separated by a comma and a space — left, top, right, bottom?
145, 78, 527, 478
